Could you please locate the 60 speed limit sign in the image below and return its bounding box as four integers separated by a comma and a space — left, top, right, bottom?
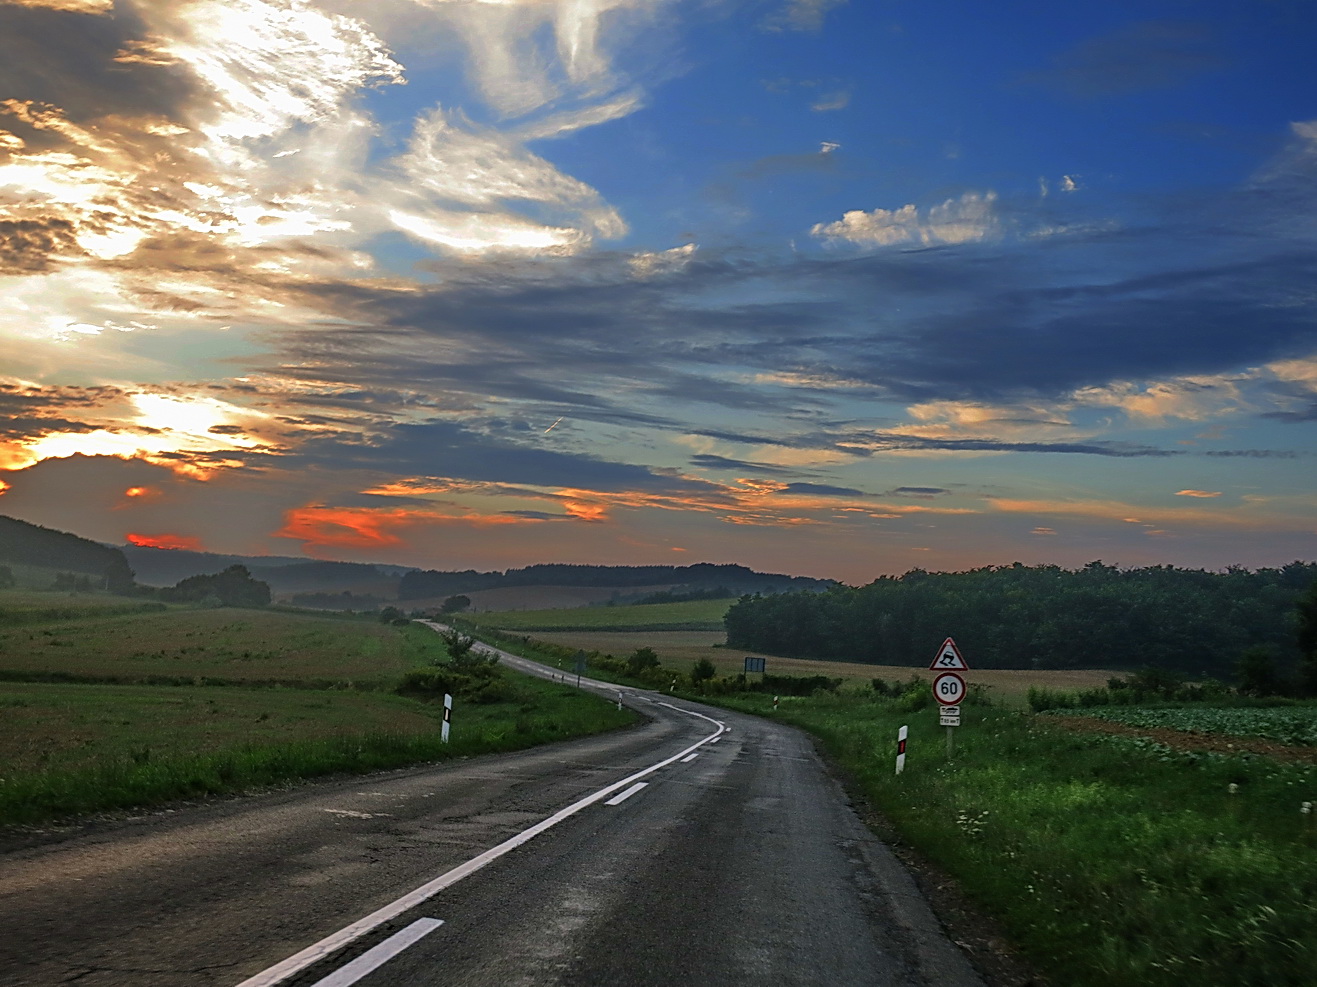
933, 671, 966, 707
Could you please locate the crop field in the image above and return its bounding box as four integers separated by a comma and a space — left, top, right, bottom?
0, 681, 439, 776
521, 629, 1118, 704
0, 592, 636, 825
0, 606, 441, 685
1063, 705, 1317, 745
464, 598, 730, 631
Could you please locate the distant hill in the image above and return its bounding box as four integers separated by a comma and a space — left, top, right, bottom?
0, 515, 134, 592
118, 545, 413, 596
399, 563, 833, 602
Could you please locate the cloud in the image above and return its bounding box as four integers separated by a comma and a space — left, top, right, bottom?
776, 482, 863, 497
810, 91, 849, 112
1175, 489, 1221, 498
763, 0, 848, 33
126, 531, 204, 550
1020, 21, 1226, 98
811, 191, 999, 247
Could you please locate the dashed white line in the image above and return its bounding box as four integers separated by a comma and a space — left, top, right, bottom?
681, 752, 700, 763
307, 918, 443, 987
234, 701, 724, 987
604, 782, 648, 806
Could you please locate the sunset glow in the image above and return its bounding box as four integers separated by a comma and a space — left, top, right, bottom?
0, 1, 1313, 581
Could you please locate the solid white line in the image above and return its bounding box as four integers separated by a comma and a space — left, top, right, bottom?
308, 918, 443, 987
235, 702, 724, 987
681, 752, 700, 763
604, 782, 648, 806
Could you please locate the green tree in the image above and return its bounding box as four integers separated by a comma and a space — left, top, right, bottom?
0, 565, 13, 589
691, 658, 716, 683
626, 646, 660, 676
165, 565, 271, 607
1297, 579, 1317, 695
1235, 646, 1286, 697
440, 594, 472, 614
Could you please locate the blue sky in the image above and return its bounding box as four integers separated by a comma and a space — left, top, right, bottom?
0, 0, 1314, 584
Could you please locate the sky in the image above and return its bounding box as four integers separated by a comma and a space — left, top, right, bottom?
0, 0, 1314, 585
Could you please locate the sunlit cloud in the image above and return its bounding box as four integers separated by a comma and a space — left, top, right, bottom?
1175, 489, 1222, 498
126, 531, 204, 551
811, 191, 999, 248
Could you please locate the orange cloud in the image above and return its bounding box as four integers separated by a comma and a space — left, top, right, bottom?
127, 532, 204, 551
277, 504, 533, 556
1175, 489, 1222, 498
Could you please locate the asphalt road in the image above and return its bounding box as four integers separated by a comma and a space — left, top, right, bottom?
0, 629, 981, 987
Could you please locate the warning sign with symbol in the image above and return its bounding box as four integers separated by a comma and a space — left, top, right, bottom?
929, 637, 969, 670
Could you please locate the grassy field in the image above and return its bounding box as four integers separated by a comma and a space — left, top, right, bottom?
464, 598, 731, 631
0, 592, 636, 825
0, 606, 443, 686
710, 690, 1317, 987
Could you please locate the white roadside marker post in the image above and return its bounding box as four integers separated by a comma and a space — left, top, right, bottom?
441, 693, 452, 743
895, 725, 908, 775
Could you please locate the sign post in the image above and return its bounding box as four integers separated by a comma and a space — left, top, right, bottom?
573, 650, 586, 688
441, 693, 452, 743
895, 725, 908, 775
929, 638, 969, 758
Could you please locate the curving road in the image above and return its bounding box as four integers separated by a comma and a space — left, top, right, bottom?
0, 627, 981, 987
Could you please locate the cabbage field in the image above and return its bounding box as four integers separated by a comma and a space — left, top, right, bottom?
1063, 705, 1317, 745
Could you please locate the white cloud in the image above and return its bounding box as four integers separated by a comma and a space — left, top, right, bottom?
811, 191, 999, 247
764, 0, 848, 33
628, 242, 696, 279
811, 91, 850, 112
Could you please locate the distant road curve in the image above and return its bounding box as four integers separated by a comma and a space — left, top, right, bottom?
0, 624, 981, 987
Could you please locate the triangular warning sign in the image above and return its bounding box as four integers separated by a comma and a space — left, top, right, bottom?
929, 637, 969, 670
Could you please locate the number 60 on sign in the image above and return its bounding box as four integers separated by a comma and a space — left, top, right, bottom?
933, 671, 966, 707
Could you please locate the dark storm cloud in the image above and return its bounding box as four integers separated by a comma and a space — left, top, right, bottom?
688, 454, 794, 474
0, 218, 83, 272
776, 482, 863, 496
1019, 21, 1226, 98
286, 419, 712, 493
0, 3, 195, 126
264, 129, 1316, 454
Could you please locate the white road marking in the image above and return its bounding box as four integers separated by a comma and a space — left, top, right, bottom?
681, 752, 700, 763
308, 918, 443, 987
322, 809, 387, 819
604, 782, 648, 806
235, 702, 725, 987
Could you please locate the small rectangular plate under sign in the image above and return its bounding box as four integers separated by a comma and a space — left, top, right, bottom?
940, 714, 961, 727
939, 704, 960, 715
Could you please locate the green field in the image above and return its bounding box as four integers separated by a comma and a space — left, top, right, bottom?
0, 606, 441, 686
0, 593, 635, 825
464, 598, 731, 632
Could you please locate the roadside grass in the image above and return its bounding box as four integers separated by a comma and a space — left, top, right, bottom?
0, 607, 445, 686
0, 673, 634, 826
708, 691, 1317, 987
463, 598, 731, 632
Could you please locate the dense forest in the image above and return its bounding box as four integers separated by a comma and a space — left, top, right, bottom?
399, 563, 832, 600
724, 561, 1317, 679
0, 515, 134, 592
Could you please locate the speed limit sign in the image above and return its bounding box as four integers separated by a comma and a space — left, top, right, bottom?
933, 671, 966, 707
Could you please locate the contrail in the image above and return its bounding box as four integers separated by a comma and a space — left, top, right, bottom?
544, 417, 564, 434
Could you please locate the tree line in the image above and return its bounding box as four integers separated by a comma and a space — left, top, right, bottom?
724, 561, 1317, 683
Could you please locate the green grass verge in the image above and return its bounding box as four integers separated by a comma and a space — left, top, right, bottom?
0, 672, 634, 826
703, 690, 1317, 987
464, 598, 731, 632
